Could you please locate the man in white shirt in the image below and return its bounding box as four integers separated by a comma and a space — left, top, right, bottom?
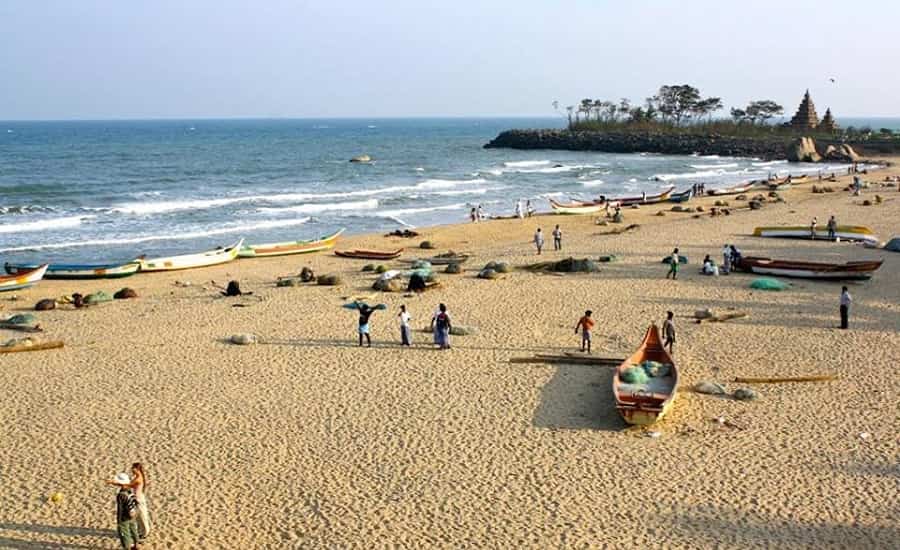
839, 287, 851, 329
399, 304, 412, 346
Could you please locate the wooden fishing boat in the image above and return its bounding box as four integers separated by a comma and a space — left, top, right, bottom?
607, 186, 675, 206
5, 260, 141, 280
139, 239, 243, 272
707, 182, 758, 196
549, 199, 605, 215
668, 188, 694, 203
612, 324, 679, 426
737, 257, 883, 280
752, 225, 879, 245
334, 248, 403, 260
238, 228, 344, 258
399, 254, 470, 266
0, 264, 49, 292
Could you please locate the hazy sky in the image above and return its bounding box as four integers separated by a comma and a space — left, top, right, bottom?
2, 0, 898, 119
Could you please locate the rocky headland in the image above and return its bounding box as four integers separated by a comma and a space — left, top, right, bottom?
484, 129, 893, 163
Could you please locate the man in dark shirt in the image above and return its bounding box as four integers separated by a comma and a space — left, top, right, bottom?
115, 481, 140, 549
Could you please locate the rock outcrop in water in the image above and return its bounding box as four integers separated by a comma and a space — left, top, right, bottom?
484, 129, 789, 160
485, 130, 888, 161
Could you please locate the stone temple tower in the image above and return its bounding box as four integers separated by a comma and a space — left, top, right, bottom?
789, 90, 819, 130
819, 108, 838, 132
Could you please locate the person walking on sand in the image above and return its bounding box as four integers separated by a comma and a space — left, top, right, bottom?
840, 286, 851, 329
431, 303, 452, 350
534, 228, 544, 255
470, 207, 477, 223
111, 473, 141, 550
477, 204, 484, 221
827, 215, 837, 240
398, 304, 412, 346
107, 463, 151, 542
722, 244, 732, 274
663, 311, 676, 354
515, 199, 523, 219
810, 217, 818, 240
574, 310, 595, 353
356, 301, 377, 347
552, 224, 562, 251
666, 248, 680, 280
526, 199, 535, 217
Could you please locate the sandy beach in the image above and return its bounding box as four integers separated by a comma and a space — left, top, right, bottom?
1, 162, 898, 548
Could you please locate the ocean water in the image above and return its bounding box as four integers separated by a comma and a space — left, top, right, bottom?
0, 117, 877, 264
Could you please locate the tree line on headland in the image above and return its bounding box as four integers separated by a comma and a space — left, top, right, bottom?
555, 84, 895, 140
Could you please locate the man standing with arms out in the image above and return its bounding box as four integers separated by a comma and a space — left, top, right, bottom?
533, 227, 544, 255
398, 304, 412, 346
840, 286, 852, 329
355, 301, 378, 347
810, 217, 818, 240
663, 311, 676, 354
552, 224, 562, 251
113, 473, 140, 550
666, 248, 680, 280
574, 310, 595, 353
827, 215, 837, 241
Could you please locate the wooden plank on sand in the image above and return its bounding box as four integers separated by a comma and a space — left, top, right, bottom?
733, 375, 837, 384
0, 341, 64, 354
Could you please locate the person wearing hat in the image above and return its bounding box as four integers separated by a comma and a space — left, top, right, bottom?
107, 463, 151, 542
109, 472, 140, 549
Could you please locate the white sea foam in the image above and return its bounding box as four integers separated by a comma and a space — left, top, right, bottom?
581, 179, 605, 188
258, 199, 379, 215
751, 160, 788, 167
0, 217, 311, 253
689, 163, 739, 169
113, 197, 248, 215
377, 203, 468, 218
415, 178, 487, 190
0, 215, 94, 234
653, 169, 751, 181
503, 160, 550, 168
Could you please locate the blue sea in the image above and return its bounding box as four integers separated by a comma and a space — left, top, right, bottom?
0, 117, 892, 264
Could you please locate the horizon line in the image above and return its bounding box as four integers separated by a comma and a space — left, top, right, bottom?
2, 114, 899, 123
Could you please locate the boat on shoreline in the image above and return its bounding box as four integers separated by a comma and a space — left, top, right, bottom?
707, 181, 764, 196
0, 264, 49, 292
668, 188, 694, 203
606, 186, 675, 206
752, 225, 879, 245
549, 199, 605, 215
399, 253, 470, 265
139, 240, 243, 272
238, 229, 344, 258
5, 260, 141, 280
737, 257, 883, 280
613, 324, 679, 426
335, 248, 403, 260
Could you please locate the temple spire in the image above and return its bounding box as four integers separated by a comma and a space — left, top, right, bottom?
790, 90, 819, 130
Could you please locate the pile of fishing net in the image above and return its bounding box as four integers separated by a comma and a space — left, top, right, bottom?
621, 360, 672, 383
749, 277, 790, 291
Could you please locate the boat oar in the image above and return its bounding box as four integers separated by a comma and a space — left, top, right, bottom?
733, 375, 837, 384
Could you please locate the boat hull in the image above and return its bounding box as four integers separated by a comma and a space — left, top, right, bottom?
668, 188, 694, 203
139, 240, 243, 272
334, 249, 403, 260
614, 186, 675, 206
739, 257, 883, 280
549, 199, 604, 215
0, 264, 49, 292
5, 261, 140, 280
752, 226, 879, 245
238, 229, 344, 258
613, 324, 679, 426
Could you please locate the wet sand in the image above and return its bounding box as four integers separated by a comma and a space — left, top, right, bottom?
1, 160, 898, 548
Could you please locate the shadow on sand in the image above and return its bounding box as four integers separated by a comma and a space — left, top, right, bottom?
532, 363, 626, 431
0, 523, 113, 550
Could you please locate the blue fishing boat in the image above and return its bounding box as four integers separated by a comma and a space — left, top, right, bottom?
5, 260, 141, 280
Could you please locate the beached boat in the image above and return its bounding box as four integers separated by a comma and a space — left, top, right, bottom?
752, 225, 879, 245
668, 188, 694, 203
707, 182, 759, 196
737, 257, 883, 280
139, 240, 243, 272
334, 248, 404, 260
612, 324, 679, 426
548, 199, 605, 215
607, 186, 675, 206
0, 264, 49, 292
238, 228, 344, 258
399, 253, 470, 266
5, 260, 141, 280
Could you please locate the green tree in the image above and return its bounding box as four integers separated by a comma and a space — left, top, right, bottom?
744, 100, 783, 124
655, 84, 702, 125
694, 97, 723, 121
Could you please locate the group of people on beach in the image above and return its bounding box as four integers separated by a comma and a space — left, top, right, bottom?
532, 225, 563, 254
107, 463, 151, 549
691, 183, 706, 196
514, 199, 535, 219
353, 301, 453, 349
809, 215, 838, 240
575, 310, 676, 354
468, 204, 486, 223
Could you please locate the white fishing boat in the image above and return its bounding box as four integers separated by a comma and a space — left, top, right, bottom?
139, 239, 243, 272
752, 226, 879, 245
0, 264, 49, 292
549, 199, 605, 215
